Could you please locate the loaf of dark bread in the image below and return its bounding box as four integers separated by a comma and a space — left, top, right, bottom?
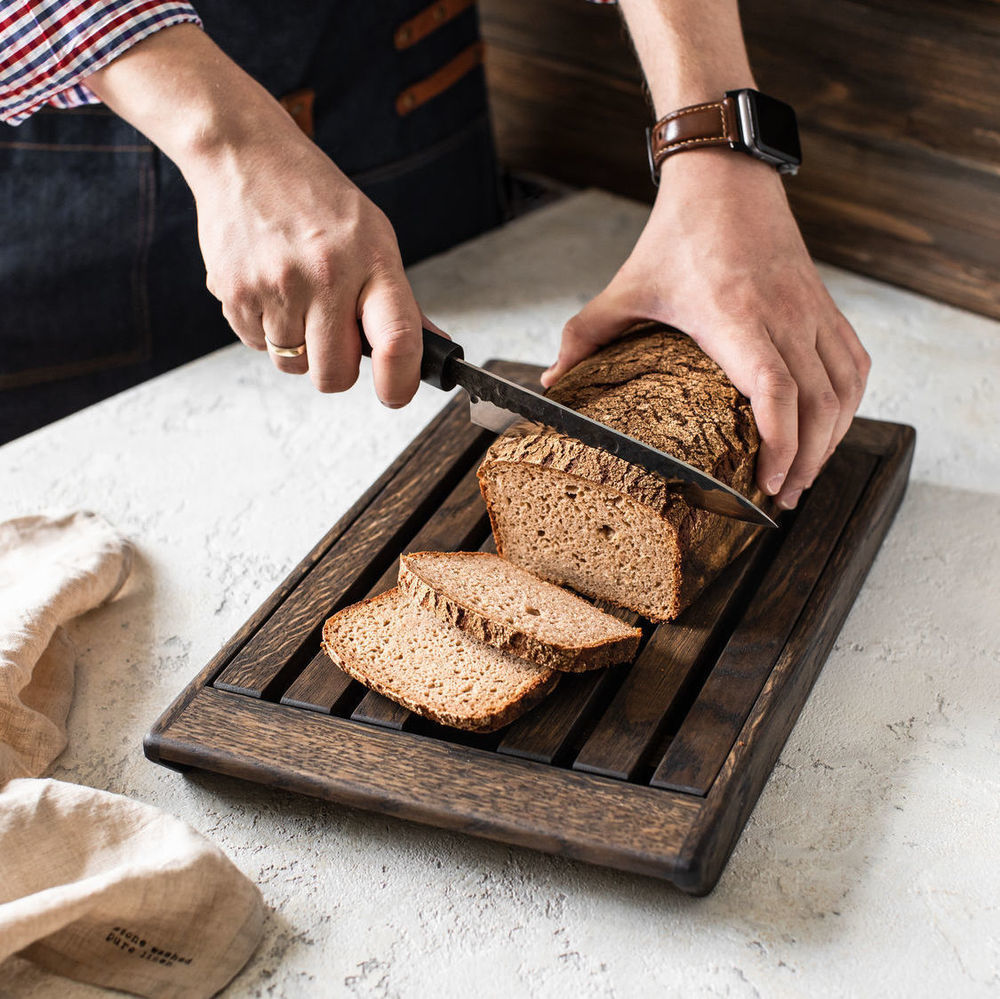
477, 326, 763, 622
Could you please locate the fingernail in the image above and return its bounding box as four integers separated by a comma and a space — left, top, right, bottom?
765, 473, 785, 495
778, 487, 803, 510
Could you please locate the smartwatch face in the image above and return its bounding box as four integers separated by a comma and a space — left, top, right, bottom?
746, 90, 802, 165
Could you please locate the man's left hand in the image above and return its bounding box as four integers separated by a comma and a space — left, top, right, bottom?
542, 150, 870, 510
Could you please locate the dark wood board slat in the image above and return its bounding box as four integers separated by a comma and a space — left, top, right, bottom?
279, 653, 357, 714
350, 696, 413, 731
650, 448, 879, 795
152, 687, 705, 885
673, 424, 916, 892
496, 666, 623, 765
571, 535, 776, 782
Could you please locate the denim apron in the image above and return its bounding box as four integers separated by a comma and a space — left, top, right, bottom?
0, 0, 501, 443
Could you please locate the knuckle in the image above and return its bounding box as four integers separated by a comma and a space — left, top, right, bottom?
769, 439, 799, 464
223, 277, 253, 307
269, 262, 301, 300
797, 463, 825, 487
811, 388, 841, 418
306, 252, 338, 286
759, 426, 798, 463
560, 316, 596, 351
752, 363, 797, 404
374, 322, 421, 360
366, 246, 401, 280
770, 295, 802, 328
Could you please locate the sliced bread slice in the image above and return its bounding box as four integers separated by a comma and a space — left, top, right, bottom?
321, 587, 558, 732
398, 551, 642, 672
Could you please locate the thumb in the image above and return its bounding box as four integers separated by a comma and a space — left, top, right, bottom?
359, 270, 423, 408
541, 284, 642, 388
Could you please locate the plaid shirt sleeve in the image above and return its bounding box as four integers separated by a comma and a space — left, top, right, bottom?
1, 1, 201, 125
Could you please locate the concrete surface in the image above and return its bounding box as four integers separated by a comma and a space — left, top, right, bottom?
1, 190, 998, 998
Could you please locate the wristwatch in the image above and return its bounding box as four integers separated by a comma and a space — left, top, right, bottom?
645, 88, 802, 185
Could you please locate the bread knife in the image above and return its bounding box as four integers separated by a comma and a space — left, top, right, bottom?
360, 325, 777, 528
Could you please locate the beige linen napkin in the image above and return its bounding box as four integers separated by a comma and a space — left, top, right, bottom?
0, 512, 265, 998
0, 511, 132, 781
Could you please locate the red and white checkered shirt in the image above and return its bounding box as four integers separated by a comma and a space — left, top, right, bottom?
1, 0, 616, 127
0, 1, 201, 125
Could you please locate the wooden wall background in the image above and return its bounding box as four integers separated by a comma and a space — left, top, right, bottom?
479, 0, 1000, 321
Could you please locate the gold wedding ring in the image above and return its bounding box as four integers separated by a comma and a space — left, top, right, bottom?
264, 335, 307, 358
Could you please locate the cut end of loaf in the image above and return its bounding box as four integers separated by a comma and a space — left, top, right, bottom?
398, 551, 642, 671
321, 588, 557, 732
477, 326, 762, 623
480, 463, 684, 622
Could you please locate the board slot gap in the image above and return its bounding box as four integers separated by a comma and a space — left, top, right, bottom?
406, 715, 507, 752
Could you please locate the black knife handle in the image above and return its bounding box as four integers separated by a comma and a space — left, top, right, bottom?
357, 321, 464, 391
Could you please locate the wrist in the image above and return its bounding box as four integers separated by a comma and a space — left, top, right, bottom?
85, 23, 302, 185
657, 145, 783, 185
652, 149, 789, 219
172, 94, 302, 191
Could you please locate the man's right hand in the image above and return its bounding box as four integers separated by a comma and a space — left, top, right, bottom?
86, 24, 423, 408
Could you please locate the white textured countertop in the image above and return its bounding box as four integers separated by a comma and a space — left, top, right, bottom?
3, 190, 999, 998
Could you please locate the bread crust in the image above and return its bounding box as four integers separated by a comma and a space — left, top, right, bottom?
398, 552, 642, 673
321, 589, 559, 732
478, 326, 764, 622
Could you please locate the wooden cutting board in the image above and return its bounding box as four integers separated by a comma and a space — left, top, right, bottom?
145, 360, 914, 894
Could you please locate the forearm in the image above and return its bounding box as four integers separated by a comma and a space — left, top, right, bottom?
84, 23, 302, 186
617, 0, 755, 115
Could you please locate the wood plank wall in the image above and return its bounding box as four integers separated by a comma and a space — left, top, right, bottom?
479, 0, 1000, 321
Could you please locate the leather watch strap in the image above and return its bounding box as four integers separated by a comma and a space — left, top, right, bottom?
646, 96, 740, 180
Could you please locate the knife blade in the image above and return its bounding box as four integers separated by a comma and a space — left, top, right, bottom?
361, 324, 777, 528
